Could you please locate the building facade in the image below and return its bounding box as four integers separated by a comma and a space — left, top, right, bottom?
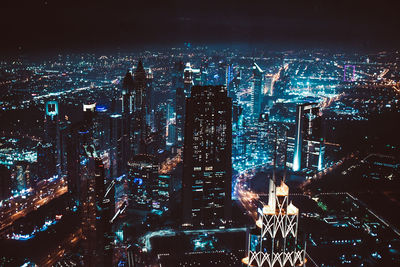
182, 85, 232, 226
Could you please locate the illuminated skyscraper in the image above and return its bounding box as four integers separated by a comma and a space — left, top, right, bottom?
182, 85, 232, 226
183, 62, 194, 96
110, 114, 123, 178
226, 64, 241, 102
44, 100, 61, 177
122, 71, 134, 166
292, 103, 324, 172
251, 63, 265, 122
175, 87, 185, 149
122, 71, 134, 115
127, 154, 159, 209
264, 73, 274, 96
242, 179, 306, 267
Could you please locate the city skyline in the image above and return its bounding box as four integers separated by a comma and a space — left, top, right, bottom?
1, 1, 400, 266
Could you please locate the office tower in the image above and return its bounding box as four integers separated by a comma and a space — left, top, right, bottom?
251, 63, 265, 122
66, 126, 80, 205
81, 145, 114, 267
44, 100, 61, 177
92, 105, 110, 151
172, 61, 185, 91
36, 142, 56, 180
182, 85, 232, 226
226, 64, 234, 97
145, 67, 154, 130
127, 154, 159, 210
264, 73, 274, 96
175, 87, 185, 149
256, 112, 269, 164
66, 105, 98, 206
58, 120, 70, 176
122, 71, 134, 114
158, 100, 174, 149
132, 60, 151, 154
155, 174, 170, 211
293, 103, 324, 172
242, 179, 306, 267
226, 66, 241, 102
183, 62, 194, 96
232, 103, 245, 170
267, 123, 290, 169
110, 114, 123, 178
122, 71, 134, 165
245, 125, 259, 164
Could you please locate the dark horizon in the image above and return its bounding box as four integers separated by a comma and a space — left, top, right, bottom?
2, 0, 400, 56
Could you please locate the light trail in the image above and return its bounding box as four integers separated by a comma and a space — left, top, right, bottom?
233, 165, 267, 221
0, 177, 67, 232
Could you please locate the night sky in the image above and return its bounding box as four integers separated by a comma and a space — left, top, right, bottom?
1, 0, 400, 54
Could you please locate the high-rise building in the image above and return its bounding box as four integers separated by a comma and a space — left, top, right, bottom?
226, 64, 241, 102
242, 179, 306, 267
182, 85, 232, 226
122, 71, 134, 167
132, 60, 151, 154
183, 62, 194, 96
120, 61, 153, 157
44, 100, 61, 177
172, 61, 184, 90
292, 103, 325, 172
264, 73, 274, 96
110, 114, 123, 178
251, 63, 265, 122
127, 154, 159, 210
80, 145, 114, 267
175, 87, 185, 149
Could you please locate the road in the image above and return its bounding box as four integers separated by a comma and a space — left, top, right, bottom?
0, 177, 68, 233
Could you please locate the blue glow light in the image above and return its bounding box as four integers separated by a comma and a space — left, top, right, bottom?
134, 178, 143, 185
96, 105, 107, 112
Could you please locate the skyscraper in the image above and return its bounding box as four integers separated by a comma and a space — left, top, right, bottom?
242, 179, 306, 267
127, 154, 159, 210
132, 60, 151, 154
122, 71, 134, 167
292, 103, 324, 172
182, 85, 232, 226
183, 62, 194, 96
251, 63, 264, 122
80, 145, 114, 267
110, 114, 123, 178
172, 61, 184, 90
44, 100, 61, 177
226, 64, 241, 102
175, 87, 185, 149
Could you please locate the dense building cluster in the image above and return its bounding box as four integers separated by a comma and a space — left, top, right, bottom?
0, 46, 400, 266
